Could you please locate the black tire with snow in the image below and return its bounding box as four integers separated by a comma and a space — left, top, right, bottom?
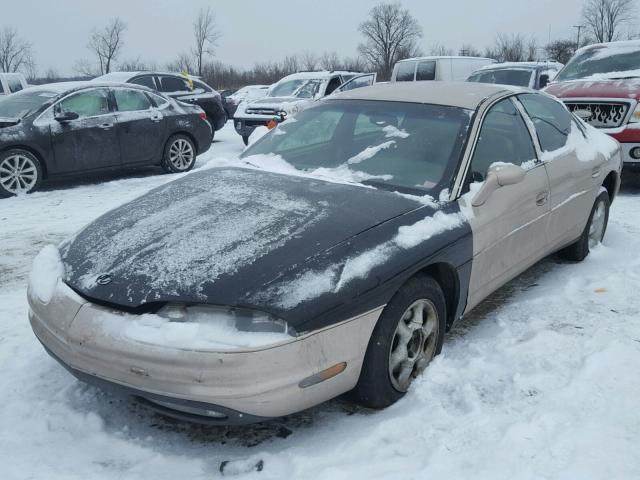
351, 274, 446, 409
560, 189, 610, 262
161, 134, 197, 174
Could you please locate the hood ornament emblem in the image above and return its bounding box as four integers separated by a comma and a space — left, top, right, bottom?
96, 274, 112, 286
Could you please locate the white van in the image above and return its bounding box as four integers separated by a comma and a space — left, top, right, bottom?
391, 56, 495, 82
0, 73, 28, 96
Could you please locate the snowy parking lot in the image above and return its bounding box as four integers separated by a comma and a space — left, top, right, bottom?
1, 123, 640, 479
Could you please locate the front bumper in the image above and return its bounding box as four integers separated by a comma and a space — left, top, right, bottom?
28, 281, 381, 423
618, 142, 640, 169
233, 115, 275, 137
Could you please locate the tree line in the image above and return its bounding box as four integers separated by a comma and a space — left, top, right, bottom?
1, 0, 637, 89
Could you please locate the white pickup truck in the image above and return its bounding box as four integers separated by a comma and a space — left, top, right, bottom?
0, 73, 28, 96
233, 71, 363, 145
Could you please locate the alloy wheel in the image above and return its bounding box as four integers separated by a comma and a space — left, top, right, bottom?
388, 299, 439, 392
588, 199, 606, 249
0, 154, 38, 194
168, 139, 195, 171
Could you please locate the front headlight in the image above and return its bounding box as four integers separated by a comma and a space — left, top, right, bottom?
157, 304, 296, 336
629, 104, 640, 123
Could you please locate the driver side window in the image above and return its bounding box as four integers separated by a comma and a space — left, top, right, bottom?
470, 98, 536, 182
58, 89, 110, 118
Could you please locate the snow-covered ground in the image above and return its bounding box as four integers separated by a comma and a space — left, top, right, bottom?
1, 123, 639, 479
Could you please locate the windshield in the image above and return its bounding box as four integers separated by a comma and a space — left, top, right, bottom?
0, 89, 56, 118
270, 78, 322, 98
555, 45, 640, 81
468, 68, 534, 87
241, 100, 471, 194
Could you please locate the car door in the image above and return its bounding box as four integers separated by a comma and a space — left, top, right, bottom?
335, 73, 376, 94
50, 88, 120, 173
112, 87, 166, 165
518, 93, 604, 249
459, 97, 551, 311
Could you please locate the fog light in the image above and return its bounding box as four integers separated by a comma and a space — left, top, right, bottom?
298, 362, 347, 388
630, 147, 640, 159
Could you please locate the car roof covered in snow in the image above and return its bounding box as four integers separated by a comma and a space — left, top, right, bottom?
574, 39, 640, 56
330, 81, 526, 110
396, 56, 495, 63
93, 71, 205, 82
25, 81, 153, 96
477, 61, 564, 71
277, 71, 361, 82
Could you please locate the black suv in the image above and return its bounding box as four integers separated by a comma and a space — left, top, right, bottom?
95, 72, 227, 138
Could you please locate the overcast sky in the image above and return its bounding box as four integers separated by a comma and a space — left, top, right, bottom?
6, 0, 596, 76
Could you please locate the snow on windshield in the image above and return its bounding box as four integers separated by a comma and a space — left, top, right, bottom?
556, 43, 640, 81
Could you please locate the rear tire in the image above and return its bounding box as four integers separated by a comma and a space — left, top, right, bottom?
0, 149, 43, 197
560, 190, 610, 261
161, 135, 197, 173
351, 275, 446, 409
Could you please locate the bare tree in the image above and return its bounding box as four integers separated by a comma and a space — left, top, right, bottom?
429, 43, 454, 56
117, 57, 151, 72
459, 43, 483, 57
358, 2, 423, 80
88, 17, 126, 75
192, 7, 221, 76
319, 51, 342, 70
582, 0, 636, 43
545, 39, 577, 63
488, 33, 538, 62
0, 27, 35, 73
167, 52, 195, 74
301, 51, 319, 71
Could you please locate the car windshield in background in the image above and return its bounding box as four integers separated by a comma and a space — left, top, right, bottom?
555, 46, 640, 81
0, 90, 55, 118
242, 100, 471, 194
269, 79, 308, 97
468, 68, 533, 87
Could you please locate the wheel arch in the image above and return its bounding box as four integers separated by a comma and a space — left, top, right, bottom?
0, 145, 49, 179
415, 262, 461, 330
602, 170, 618, 204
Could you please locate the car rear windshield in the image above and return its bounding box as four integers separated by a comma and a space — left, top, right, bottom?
555, 45, 640, 81
468, 68, 533, 87
242, 100, 471, 194
0, 89, 56, 118
270, 79, 321, 98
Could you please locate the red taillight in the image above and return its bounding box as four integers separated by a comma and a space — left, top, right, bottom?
199, 112, 207, 121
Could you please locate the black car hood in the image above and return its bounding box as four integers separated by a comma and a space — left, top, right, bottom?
61, 167, 422, 313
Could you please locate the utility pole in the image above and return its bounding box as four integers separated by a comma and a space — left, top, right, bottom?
573, 25, 584, 48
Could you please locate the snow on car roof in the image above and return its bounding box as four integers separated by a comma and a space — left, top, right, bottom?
331, 81, 524, 110
477, 61, 563, 71
575, 39, 640, 57
25, 81, 152, 96
396, 56, 494, 62
278, 71, 360, 82
93, 71, 205, 82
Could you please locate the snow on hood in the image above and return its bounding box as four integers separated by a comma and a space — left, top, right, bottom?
60, 167, 422, 310
545, 77, 640, 100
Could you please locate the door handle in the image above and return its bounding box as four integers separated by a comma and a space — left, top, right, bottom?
536, 191, 549, 206
98, 123, 114, 130
592, 166, 602, 178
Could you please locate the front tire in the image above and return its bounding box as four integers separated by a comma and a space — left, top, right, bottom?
0, 149, 43, 197
352, 275, 446, 409
560, 190, 610, 261
161, 135, 197, 173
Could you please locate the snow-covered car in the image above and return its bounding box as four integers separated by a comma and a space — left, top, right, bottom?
233, 71, 360, 145
467, 62, 563, 89
224, 85, 269, 118
0, 72, 28, 96
544, 40, 640, 171
94, 72, 227, 139
0, 82, 212, 197
29, 82, 621, 424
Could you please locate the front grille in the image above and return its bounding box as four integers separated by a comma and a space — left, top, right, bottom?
564, 101, 630, 128
246, 108, 277, 115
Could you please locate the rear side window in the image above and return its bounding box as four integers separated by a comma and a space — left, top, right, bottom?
159, 76, 192, 93
114, 89, 152, 112
7, 77, 24, 93
395, 62, 416, 82
148, 92, 170, 108
130, 75, 156, 90
518, 93, 572, 152
416, 61, 436, 81
58, 89, 110, 118
470, 99, 537, 181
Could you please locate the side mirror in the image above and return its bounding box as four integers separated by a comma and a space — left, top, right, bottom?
54, 110, 79, 122
539, 74, 550, 89
472, 164, 526, 207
